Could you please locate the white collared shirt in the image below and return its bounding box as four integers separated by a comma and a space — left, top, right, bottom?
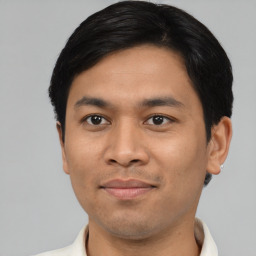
34, 219, 218, 256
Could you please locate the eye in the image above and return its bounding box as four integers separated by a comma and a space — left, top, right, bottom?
145, 115, 173, 126
84, 115, 110, 125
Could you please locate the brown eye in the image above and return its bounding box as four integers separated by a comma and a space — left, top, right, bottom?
146, 115, 172, 125
152, 116, 164, 125
85, 115, 109, 125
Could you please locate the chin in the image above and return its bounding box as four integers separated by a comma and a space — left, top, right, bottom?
99, 215, 160, 240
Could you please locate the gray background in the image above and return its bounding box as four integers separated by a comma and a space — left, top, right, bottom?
1, 0, 255, 255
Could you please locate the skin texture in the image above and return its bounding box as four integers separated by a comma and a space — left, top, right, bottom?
57, 45, 232, 256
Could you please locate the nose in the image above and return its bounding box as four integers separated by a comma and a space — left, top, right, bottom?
104, 120, 150, 167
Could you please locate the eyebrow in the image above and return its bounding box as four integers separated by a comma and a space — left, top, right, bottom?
74, 96, 184, 109
140, 97, 184, 108
75, 96, 112, 108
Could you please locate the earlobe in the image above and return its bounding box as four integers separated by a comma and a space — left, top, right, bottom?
56, 122, 70, 175
206, 117, 232, 175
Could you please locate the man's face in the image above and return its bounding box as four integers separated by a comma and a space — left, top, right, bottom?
60, 45, 213, 239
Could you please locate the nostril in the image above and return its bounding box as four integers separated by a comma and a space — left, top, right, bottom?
109, 159, 117, 164
108, 158, 140, 166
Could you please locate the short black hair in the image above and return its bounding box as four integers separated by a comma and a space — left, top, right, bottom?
49, 1, 233, 186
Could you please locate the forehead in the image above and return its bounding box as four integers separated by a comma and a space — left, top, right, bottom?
67, 45, 201, 112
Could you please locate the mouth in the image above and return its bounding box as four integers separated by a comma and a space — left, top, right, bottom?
100, 179, 156, 200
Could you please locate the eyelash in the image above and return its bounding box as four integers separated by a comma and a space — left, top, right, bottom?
81, 114, 175, 127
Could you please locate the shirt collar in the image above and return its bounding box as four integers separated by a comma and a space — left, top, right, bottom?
195, 218, 218, 256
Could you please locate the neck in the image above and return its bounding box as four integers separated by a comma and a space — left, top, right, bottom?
86, 218, 201, 256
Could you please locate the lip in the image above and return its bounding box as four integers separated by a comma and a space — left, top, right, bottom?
100, 179, 156, 200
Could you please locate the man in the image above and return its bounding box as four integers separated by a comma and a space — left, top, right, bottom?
36, 1, 233, 255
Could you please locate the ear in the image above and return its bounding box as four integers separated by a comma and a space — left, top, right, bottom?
56, 122, 70, 175
206, 117, 232, 175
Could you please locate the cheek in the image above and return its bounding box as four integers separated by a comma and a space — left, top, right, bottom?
65, 131, 102, 170
64, 135, 103, 197
151, 137, 207, 215
151, 132, 207, 187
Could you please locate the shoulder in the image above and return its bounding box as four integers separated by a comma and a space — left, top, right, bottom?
32, 225, 88, 256
32, 245, 72, 256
